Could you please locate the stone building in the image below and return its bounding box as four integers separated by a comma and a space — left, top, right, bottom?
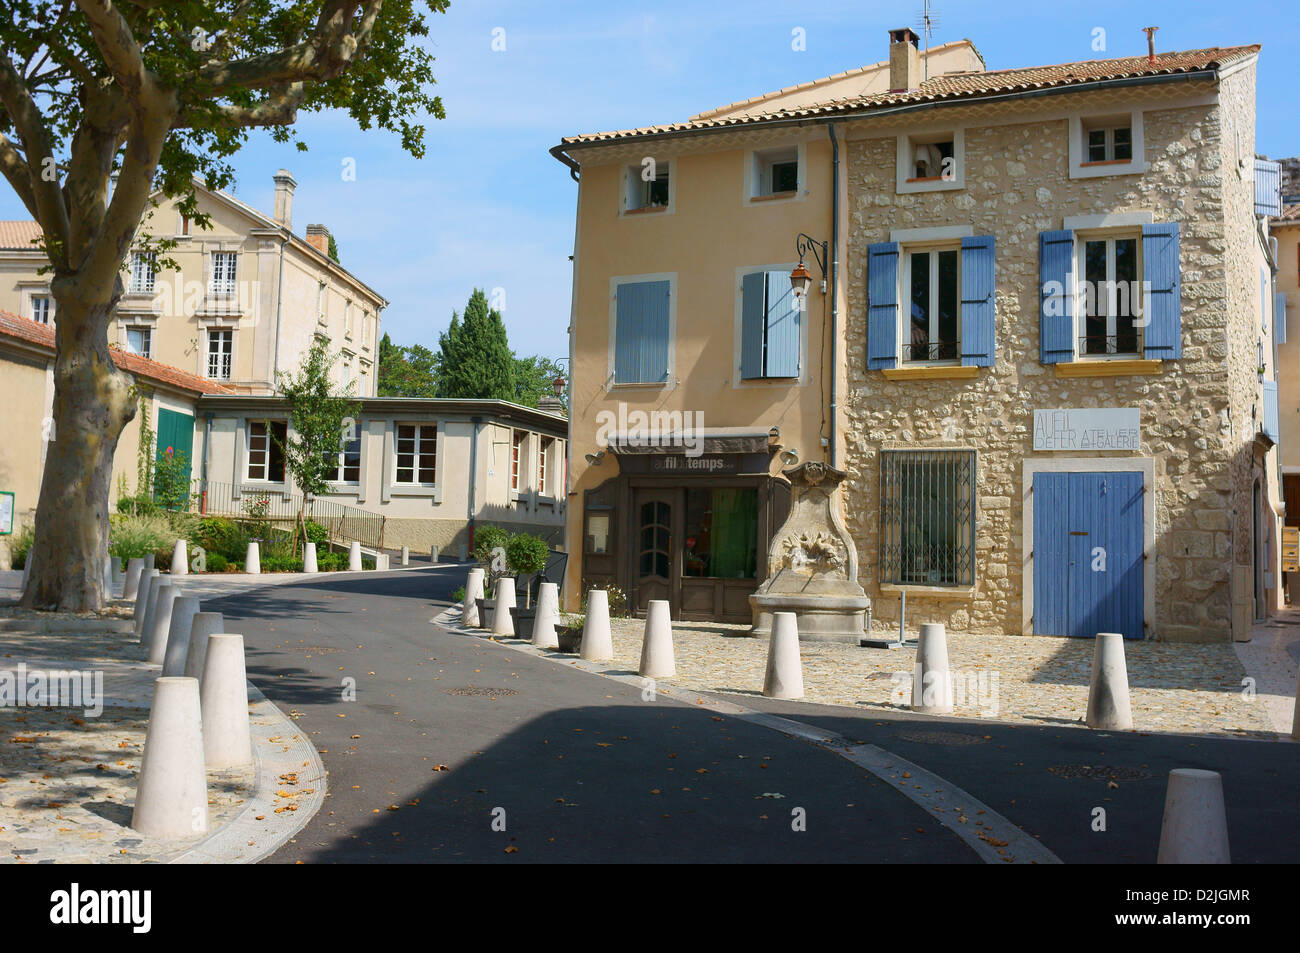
553, 30, 1277, 642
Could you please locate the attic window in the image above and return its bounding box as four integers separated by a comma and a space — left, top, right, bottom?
625, 161, 670, 213
1083, 121, 1132, 165
908, 137, 954, 182
751, 145, 800, 199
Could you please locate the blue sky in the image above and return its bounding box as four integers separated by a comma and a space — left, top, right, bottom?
4, 0, 1297, 361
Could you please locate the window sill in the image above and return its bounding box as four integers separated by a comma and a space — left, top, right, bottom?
609, 380, 671, 390
879, 583, 975, 600
748, 191, 798, 203
623, 205, 668, 216
1080, 158, 1133, 167
1054, 359, 1162, 378
882, 365, 980, 381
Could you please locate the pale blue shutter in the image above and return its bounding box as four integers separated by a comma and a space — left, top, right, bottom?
1263, 380, 1280, 443
1039, 230, 1075, 364
1278, 292, 1287, 345
740, 272, 765, 379
615, 279, 671, 383
1142, 223, 1181, 360
764, 271, 799, 377
867, 242, 899, 370
960, 235, 995, 367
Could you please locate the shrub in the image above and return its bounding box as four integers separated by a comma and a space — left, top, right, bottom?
9, 524, 34, 569
316, 551, 344, 572
452, 585, 466, 603
581, 584, 628, 619
109, 514, 173, 561
303, 519, 329, 545
261, 554, 304, 573
472, 525, 511, 567
506, 533, 549, 576
204, 552, 229, 573
153, 546, 172, 572
153, 449, 192, 511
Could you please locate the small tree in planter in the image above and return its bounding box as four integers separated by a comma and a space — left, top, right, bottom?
506, 534, 549, 608
472, 525, 511, 585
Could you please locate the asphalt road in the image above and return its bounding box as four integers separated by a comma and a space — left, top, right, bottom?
199, 568, 1300, 864
201, 568, 974, 863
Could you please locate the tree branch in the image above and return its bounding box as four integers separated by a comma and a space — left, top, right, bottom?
0, 132, 38, 218
177, 82, 307, 128
0, 58, 71, 258
72, 0, 152, 105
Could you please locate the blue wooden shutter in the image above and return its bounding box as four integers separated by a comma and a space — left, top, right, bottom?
1142, 223, 1181, 360
960, 235, 995, 367
739, 272, 765, 379
614, 279, 671, 383
764, 271, 800, 377
1278, 292, 1287, 345
1039, 230, 1075, 364
867, 242, 899, 370
1263, 380, 1280, 443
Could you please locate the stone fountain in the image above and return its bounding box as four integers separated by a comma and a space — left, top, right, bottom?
749, 461, 870, 643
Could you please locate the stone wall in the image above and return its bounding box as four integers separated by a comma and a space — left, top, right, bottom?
838, 80, 1256, 642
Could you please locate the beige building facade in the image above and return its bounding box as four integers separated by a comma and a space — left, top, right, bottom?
554, 31, 1279, 642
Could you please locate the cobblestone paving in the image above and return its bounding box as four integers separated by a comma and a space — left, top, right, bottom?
588, 618, 1278, 739
0, 609, 257, 863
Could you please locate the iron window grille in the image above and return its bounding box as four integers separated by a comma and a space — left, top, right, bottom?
879, 449, 976, 587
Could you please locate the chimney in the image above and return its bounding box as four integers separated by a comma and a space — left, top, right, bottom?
889, 28, 922, 92
272, 169, 296, 229
305, 223, 330, 256
1143, 26, 1159, 65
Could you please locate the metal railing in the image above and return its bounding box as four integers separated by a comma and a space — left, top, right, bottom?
190, 480, 386, 551
879, 449, 976, 587
902, 340, 960, 363
1078, 333, 1141, 356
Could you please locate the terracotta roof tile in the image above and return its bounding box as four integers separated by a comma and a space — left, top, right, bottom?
0, 309, 231, 395
1271, 203, 1300, 224
561, 45, 1260, 147
0, 220, 42, 249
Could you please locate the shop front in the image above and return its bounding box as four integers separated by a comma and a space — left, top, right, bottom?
580, 432, 790, 623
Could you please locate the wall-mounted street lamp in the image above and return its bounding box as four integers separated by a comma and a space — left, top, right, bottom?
552, 376, 566, 398
779, 448, 800, 466
585, 450, 606, 466
790, 233, 828, 300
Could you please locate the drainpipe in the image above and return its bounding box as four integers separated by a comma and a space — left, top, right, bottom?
828, 122, 841, 469
201, 412, 213, 514
467, 415, 482, 554
271, 235, 286, 391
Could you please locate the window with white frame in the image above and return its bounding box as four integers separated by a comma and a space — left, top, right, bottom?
126, 326, 152, 358
247, 420, 287, 482
751, 145, 799, 198
538, 437, 554, 495
129, 252, 155, 293
394, 423, 436, 485
344, 301, 353, 337
904, 246, 961, 363
511, 429, 526, 490
1077, 233, 1142, 356
324, 432, 361, 483
341, 357, 352, 393
625, 160, 670, 212
359, 364, 369, 397
361, 310, 370, 345
210, 251, 237, 296
1069, 112, 1144, 179
316, 282, 326, 324
207, 329, 233, 379
30, 295, 52, 325
1083, 120, 1133, 165
896, 130, 964, 194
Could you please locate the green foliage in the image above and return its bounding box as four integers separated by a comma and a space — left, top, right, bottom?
275, 338, 361, 503
438, 289, 516, 400
303, 520, 329, 545
327, 233, 340, 263
204, 552, 229, 573
153, 449, 192, 511
451, 585, 466, 603
581, 585, 629, 619
472, 525, 511, 567
137, 395, 155, 500
316, 551, 345, 572
191, 516, 250, 562
377, 333, 441, 397
261, 554, 304, 573
506, 533, 549, 576
513, 355, 567, 409
9, 525, 35, 570
109, 514, 173, 561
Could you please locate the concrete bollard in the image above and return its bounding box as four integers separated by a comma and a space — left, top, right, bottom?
349, 541, 362, 571
138, 573, 165, 643
162, 596, 202, 676
375, 553, 389, 571
245, 541, 260, 575
200, 634, 253, 769
185, 611, 225, 681
303, 542, 318, 574
134, 569, 160, 635
144, 552, 155, 571
1086, 632, 1134, 730
131, 676, 208, 838
492, 576, 517, 637
431, 545, 440, 563
463, 568, 484, 626
124, 557, 145, 603
146, 583, 181, 664
912, 622, 954, 714
580, 589, 614, 661
113, 556, 124, 584
171, 539, 188, 576
763, 611, 804, 699
1157, 768, 1230, 864
401, 546, 409, 566
533, 582, 561, 650
103, 555, 114, 593
639, 600, 675, 678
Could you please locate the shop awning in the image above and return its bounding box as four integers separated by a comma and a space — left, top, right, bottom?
605, 426, 778, 456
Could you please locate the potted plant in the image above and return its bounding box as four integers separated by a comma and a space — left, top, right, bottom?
555, 613, 585, 653
506, 533, 550, 639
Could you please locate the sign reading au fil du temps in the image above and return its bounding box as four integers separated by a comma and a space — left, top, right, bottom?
1033, 408, 1141, 452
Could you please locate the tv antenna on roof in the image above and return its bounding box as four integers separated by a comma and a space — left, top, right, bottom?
915, 1, 939, 81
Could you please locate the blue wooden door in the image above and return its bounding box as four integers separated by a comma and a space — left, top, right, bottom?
1033, 471, 1143, 639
